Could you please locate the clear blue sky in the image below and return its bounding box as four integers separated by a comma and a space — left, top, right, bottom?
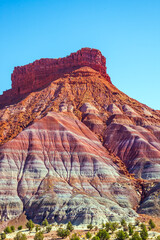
0, 0, 160, 109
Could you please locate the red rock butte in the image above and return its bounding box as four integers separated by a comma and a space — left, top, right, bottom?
0, 48, 111, 106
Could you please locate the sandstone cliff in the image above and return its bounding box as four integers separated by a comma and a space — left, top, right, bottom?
0, 48, 160, 224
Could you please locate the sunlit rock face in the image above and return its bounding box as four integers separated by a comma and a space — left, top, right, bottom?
0, 112, 139, 223
0, 48, 160, 223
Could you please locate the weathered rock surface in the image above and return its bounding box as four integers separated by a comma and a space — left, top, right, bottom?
0, 112, 139, 223
0, 49, 160, 223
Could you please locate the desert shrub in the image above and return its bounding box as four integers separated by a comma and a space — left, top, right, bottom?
86, 232, 92, 239
4, 227, 12, 234
46, 225, 52, 233
140, 225, 148, 240
156, 236, 160, 240
149, 219, 155, 229
110, 222, 119, 233
18, 226, 22, 231
34, 231, 44, 240
116, 230, 128, 240
128, 223, 133, 236
87, 224, 94, 230
130, 232, 141, 240
66, 222, 74, 232
14, 232, 27, 240
57, 228, 70, 238
121, 219, 126, 227
70, 233, 80, 240
96, 229, 110, 240
26, 219, 34, 231
42, 218, 48, 227
1, 233, 6, 240
105, 222, 111, 232
36, 226, 41, 232
92, 237, 100, 240
11, 226, 15, 232
135, 220, 140, 226
94, 226, 98, 231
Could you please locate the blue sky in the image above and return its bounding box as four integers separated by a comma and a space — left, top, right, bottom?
0, 0, 160, 109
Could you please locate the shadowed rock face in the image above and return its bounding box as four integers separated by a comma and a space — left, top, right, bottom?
0, 50, 160, 223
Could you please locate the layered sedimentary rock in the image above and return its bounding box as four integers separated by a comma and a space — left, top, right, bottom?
0, 48, 111, 107
0, 49, 160, 223
0, 112, 139, 223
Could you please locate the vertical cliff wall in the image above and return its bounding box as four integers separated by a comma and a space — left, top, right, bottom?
0, 48, 111, 107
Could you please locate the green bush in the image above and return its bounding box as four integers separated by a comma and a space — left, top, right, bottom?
130, 232, 142, 240
26, 219, 34, 231
14, 232, 27, 240
87, 224, 94, 230
149, 219, 155, 229
4, 227, 12, 234
18, 226, 22, 231
86, 232, 92, 239
128, 223, 133, 236
156, 236, 160, 240
1, 233, 6, 240
36, 226, 41, 232
121, 219, 126, 227
46, 225, 52, 233
42, 219, 48, 227
34, 232, 44, 240
105, 222, 111, 232
11, 226, 15, 232
110, 222, 118, 233
70, 233, 80, 240
116, 230, 128, 240
96, 229, 110, 240
92, 237, 100, 240
57, 228, 70, 238
66, 222, 74, 232
140, 225, 148, 240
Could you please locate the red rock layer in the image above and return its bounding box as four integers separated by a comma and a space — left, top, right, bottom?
0, 48, 111, 107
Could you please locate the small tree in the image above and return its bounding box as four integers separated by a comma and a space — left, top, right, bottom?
11, 226, 15, 232
18, 226, 22, 231
86, 232, 92, 239
35, 226, 41, 232
96, 229, 110, 240
26, 219, 35, 231
87, 224, 94, 230
110, 222, 118, 233
46, 225, 52, 233
140, 225, 148, 240
14, 232, 27, 240
70, 233, 80, 240
105, 222, 111, 232
128, 223, 133, 236
149, 219, 155, 229
66, 222, 74, 232
42, 219, 48, 227
34, 232, 44, 240
92, 237, 100, 240
116, 230, 128, 240
1, 233, 6, 240
4, 227, 12, 234
57, 228, 70, 239
121, 219, 126, 227
131, 232, 141, 240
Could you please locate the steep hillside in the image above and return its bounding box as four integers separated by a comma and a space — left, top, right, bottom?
0, 48, 160, 224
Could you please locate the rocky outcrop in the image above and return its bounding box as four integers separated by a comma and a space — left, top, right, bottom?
0, 48, 111, 107
0, 49, 160, 223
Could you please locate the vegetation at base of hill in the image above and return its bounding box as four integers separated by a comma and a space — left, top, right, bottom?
70, 233, 80, 240
42, 219, 48, 227
14, 232, 27, 240
57, 228, 70, 238
67, 222, 74, 232
0, 233, 6, 240
34, 231, 44, 240
149, 219, 156, 229
17, 226, 22, 231
26, 219, 35, 231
